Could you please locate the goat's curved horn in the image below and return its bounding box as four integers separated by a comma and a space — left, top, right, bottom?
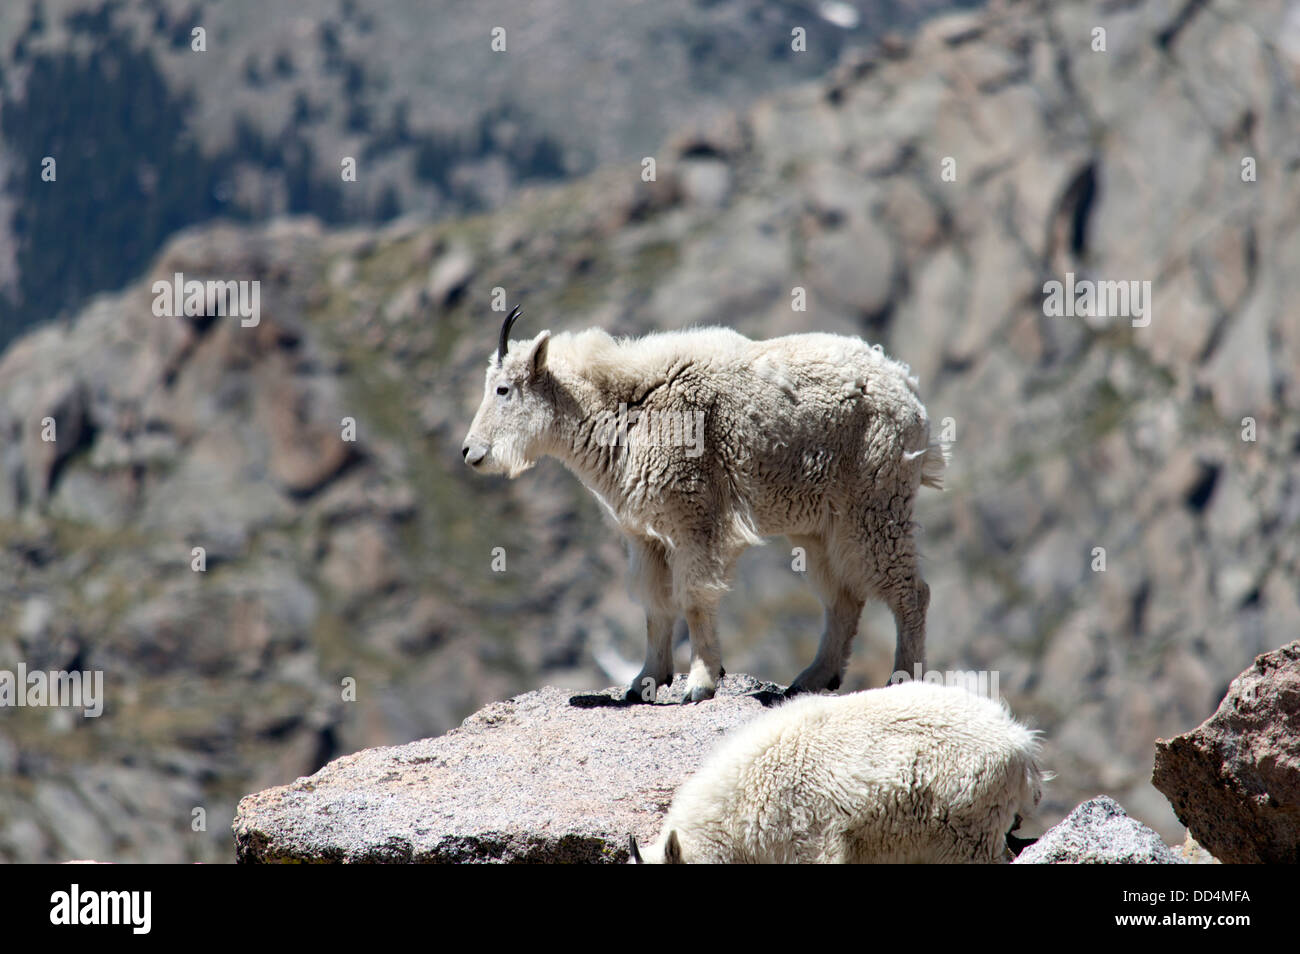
497, 305, 523, 365
628, 834, 644, 864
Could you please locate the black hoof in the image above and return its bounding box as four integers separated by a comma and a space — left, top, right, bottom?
681, 684, 716, 703
625, 675, 673, 704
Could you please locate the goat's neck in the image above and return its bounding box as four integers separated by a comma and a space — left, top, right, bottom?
543, 368, 631, 506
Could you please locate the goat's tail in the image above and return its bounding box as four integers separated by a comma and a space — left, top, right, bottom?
920, 439, 950, 490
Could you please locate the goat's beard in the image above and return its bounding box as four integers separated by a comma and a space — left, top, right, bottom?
492, 438, 538, 479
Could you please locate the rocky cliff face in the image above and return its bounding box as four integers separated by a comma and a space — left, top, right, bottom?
3, 0, 1299, 861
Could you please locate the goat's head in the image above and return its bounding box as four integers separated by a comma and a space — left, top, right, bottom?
626, 831, 684, 864
462, 306, 554, 477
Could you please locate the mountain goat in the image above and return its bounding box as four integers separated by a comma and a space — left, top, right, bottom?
462, 308, 947, 702
629, 681, 1045, 863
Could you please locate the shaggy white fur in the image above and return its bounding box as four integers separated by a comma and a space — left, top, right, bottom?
634, 681, 1045, 864
463, 323, 948, 701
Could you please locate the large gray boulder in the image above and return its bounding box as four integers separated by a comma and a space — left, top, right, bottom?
1013, 796, 1184, 864
233, 674, 783, 863
1152, 641, 1300, 863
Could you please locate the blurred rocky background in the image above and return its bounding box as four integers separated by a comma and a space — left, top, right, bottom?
0, 0, 973, 348
1, 0, 1298, 861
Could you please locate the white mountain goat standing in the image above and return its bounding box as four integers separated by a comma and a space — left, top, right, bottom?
629, 682, 1046, 864
462, 308, 948, 702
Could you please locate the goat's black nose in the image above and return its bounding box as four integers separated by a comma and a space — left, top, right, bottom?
461, 445, 470, 458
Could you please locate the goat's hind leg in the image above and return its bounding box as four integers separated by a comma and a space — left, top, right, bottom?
787, 589, 863, 696
852, 507, 929, 681
787, 535, 864, 697
885, 571, 929, 678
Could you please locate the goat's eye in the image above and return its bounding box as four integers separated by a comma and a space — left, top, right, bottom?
496, 385, 509, 396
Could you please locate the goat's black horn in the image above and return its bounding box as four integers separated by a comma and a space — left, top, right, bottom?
628, 834, 644, 864
497, 305, 523, 365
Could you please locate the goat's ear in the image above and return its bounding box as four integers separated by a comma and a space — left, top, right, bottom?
664, 830, 684, 864
525, 330, 551, 379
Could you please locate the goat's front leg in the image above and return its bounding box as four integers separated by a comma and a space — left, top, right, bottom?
624, 536, 676, 703
624, 610, 675, 703
682, 605, 724, 703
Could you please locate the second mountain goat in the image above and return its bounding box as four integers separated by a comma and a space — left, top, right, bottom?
630, 682, 1045, 863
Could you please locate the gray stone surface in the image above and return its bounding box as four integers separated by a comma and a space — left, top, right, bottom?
1013, 797, 1185, 864
234, 674, 784, 863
